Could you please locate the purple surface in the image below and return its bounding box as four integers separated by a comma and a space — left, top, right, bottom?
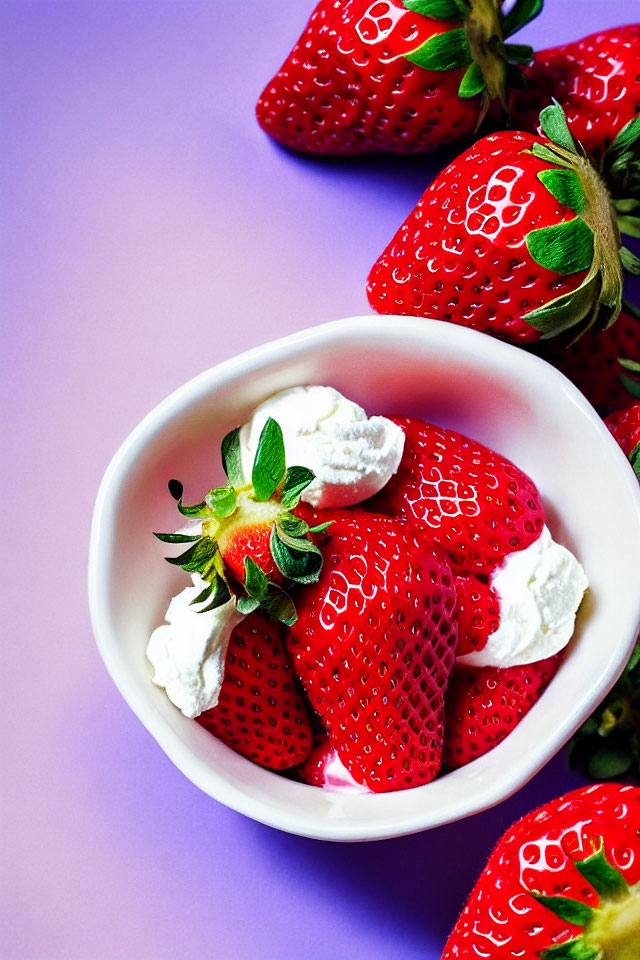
1, 2, 637, 958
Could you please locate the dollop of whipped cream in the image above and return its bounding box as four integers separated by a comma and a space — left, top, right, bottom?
457, 525, 588, 669
146, 574, 244, 718
238, 385, 405, 508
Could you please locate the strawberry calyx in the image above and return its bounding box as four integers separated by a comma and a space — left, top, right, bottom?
402, 0, 542, 113
533, 843, 640, 960
154, 418, 330, 625
603, 115, 640, 252
521, 103, 630, 340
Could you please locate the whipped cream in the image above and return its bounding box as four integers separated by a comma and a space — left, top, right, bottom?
238, 385, 405, 508
146, 574, 244, 718
323, 750, 371, 795
457, 526, 588, 669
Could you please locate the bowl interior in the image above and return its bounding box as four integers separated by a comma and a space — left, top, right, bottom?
89, 316, 640, 840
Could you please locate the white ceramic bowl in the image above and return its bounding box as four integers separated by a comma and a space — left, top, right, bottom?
89, 316, 640, 841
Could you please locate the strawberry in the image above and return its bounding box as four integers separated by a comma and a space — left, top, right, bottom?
197, 612, 313, 770
605, 401, 640, 465
368, 416, 545, 576
442, 783, 640, 960
454, 573, 500, 657
294, 736, 368, 790
155, 418, 330, 625
286, 509, 458, 792
510, 24, 640, 162
443, 653, 561, 768
532, 308, 640, 413
256, 0, 543, 156
367, 104, 640, 343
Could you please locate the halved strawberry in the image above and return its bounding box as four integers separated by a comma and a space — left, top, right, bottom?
256, 0, 544, 156
368, 416, 545, 576
155, 418, 330, 625
197, 612, 313, 770
443, 653, 561, 768
368, 104, 639, 343
286, 509, 459, 792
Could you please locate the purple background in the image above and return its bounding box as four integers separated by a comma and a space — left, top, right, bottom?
2, 3, 637, 958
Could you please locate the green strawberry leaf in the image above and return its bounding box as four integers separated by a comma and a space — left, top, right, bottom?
621, 374, 640, 399
190, 580, 215, 605
198, 575, 231, 612
539, 102, 578, 155
574, 842, 629, 899
587, 741, 634, 779
618, 215, 640, 238
502, 0, 543, 38
458, 61, 486, 98
244, 556, 269, 602
531, 893, 594, 927
236, 595, 260, 615
537, 169, 586, 213
308, 521, 332, 533
264, 590, 298, 626
277, 513, 309, 538
502, 41, 534, 64
251, 417, 286, 502
630, 442, 640, 479
165, 537, 217, 573
523, 273, 600, 336
403, 0, 464, 18
542, 938, 601, 960
221, 427, 245, 488
406, 28, 472, 71
526, 218, 594, 275
270, 523, 324, 585
206, 486, 237, 519
281, 465, 315, 510
531, 142, 573, 169
153, 532, 201, 543
608, 113, 640, 157
620, 246, 640, 274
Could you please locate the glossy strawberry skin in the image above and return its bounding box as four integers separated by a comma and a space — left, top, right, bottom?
454, 574, 500, 657
532, 310, 640, 414
286, 509, 458, 792
510, 25, 640, 162
369, 416, 545, 576
605, 402, 640, 457
256, 0, 482, 156
197, 612, 313, 770
367, 130, 588, 342
442, 783, 640, 959
443, 654, 561, 769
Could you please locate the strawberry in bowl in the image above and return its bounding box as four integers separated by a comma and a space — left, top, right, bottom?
88, 317, 640, 839
147, 381, 587, 794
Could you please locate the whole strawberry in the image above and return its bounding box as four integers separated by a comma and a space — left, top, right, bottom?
368, 104, 639, 343
368, 416, 545, 576
197, 612, 313, 769
510, 24, 640, 162
286, 509, 458, 792
443, 654, 561, 768
256, 0, 543, 156
442, 783, 640, 960
156, 418, 329, 625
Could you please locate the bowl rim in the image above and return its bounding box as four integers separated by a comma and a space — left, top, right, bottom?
88, 315, 640, 841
